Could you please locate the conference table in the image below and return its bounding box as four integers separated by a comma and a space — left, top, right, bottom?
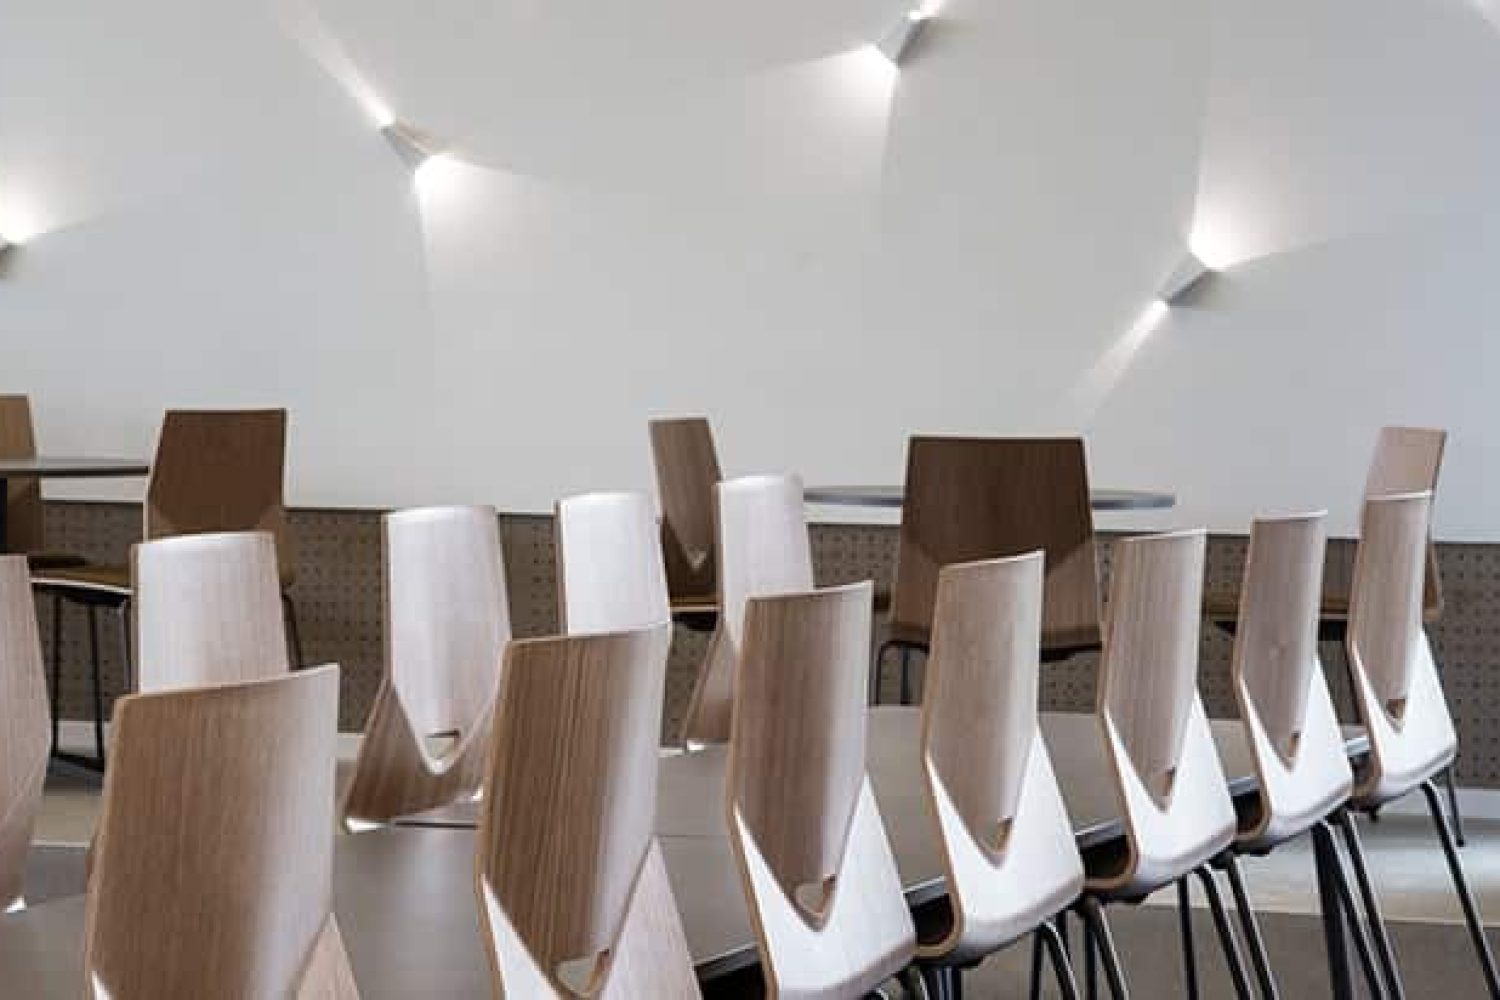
803, 485, 1177, 512
0, 708, 1368, 997
0, 457, 150, 553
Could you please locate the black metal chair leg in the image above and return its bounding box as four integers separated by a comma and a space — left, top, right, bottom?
871, 640, 894, 706
1031, 928, 1047, 1000
118, 599, 132, 693
1078, 898, 1128, 1000
1442, 766, 1466, 848
86, 604, 105, 765
1178, 877, 1200, 999
1421, 780, 1500, 997
1039, 919, 1082, 1000
1332, 812, 1404, 999
899, 647, 913, 705
1319, 825, 1389, 1000
48, 592, 63, 754
1220, 852, 1280, 1000
1085, 912, 1098, 1000
282, 591, 305, 669
1196, 866, 1254, 1000
1313, 822, 1356, 1000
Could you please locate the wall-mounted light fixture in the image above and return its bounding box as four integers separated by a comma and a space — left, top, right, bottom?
875, 6, 933, 66
1157, 251, 1215, 307
381, 121, 441, 171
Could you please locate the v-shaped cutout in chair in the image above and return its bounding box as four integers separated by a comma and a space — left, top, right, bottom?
474, 621, 699, 998
727, 581, 915, 998
650, 416, 723, 627
83, 666, 355, 999
680, 473, 814, 745
915, 553, 1084, 999
0, 556, 50, 913
342, 505, 510, 828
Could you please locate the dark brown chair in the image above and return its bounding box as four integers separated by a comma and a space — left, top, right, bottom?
0, 396, 85, 570
649, 417, 722, 629
32, 409, 302, 765
879, 437, 1102, 703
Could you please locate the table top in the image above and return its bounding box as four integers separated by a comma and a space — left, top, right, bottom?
804, 485, 1176, 511
0, 709, 1364, 996
0, 458, 150, 479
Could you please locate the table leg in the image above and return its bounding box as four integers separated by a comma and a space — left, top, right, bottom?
0, 475, 9, 552
1314, 822, 1355, 1000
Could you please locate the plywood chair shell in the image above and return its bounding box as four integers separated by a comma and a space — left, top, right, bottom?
555, 491, 670, 636
475, 623, 698, 998
919, 553, 1084, 964
0, 396, 46, 556
82, 666, 355, 999
889, 437, 1101, 655
342, 506, 509, 826
1091, 531, 1235, 899
1346, 492, 1457, 808
649, 417, 722, 608
727, 582, 915, 998
0, 556, 50, 911
1364, 427, 1446, 620
1229, 514, 1353, 850
681, 473, 814, 744
131, 531, 289, 691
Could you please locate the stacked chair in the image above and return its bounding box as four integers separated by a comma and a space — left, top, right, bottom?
0, 555, 51, 913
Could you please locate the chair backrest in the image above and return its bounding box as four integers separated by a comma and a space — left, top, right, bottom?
680, 473, 814, 743
727, 582, 914, 996
131, 531, 289, 691
1363, 426, 1446, 617
144, 409, 290, 562
1346, 492, 1457, 805
341, 506, 510, 826
1230, 514, 1352, 846
919, 553, 1084, 962
1093, 530, 1235, 896
555, 491, 670, 635
475, 623, 699, 998
0, 555, 50, 911
0, 395, 45, 555
649, 417, 722, 604
890, 437, 1100, 652
83, 666, 355, 999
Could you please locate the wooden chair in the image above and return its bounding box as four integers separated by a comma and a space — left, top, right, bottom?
0, 556, 50, 912
1341, 491, 1498, 994
33, 409, 301, 764
881, 437, 1102, 704
473, 621, 698, 998
915, 553, 1084, 999
679, 473, 813, 745
1082, 530, 1249, 1000
0, 395, 85, 569
726, 581, 915, 998
555, 491, 670, 635
131, 530, 289, 691
1220, 513, 1394, 999
649, 417, 722, 626
341, 505, 510, 829
82, 665, 356, 999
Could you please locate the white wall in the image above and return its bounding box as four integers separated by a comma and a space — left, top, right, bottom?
2, 0, 1497, 538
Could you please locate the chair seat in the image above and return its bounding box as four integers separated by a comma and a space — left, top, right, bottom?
22, 551, 87, 571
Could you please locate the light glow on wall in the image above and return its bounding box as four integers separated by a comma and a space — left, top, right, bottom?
1066, 300, 1170, 422
276, 0, 394, 128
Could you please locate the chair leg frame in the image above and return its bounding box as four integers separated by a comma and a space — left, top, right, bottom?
1218, 851, 1280, 1000
1178, 876, 1199, 999
1420, 780, 1500, 997
1195, 864, 1255, 1000
1331, 811, 1404, 999
1076, 897, 1129, 1000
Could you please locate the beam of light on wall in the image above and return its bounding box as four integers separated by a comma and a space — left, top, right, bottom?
0, 197, 43, 246
274, 0, 394, 127
834, 47, 900, 122
1065, 301, 1170, 423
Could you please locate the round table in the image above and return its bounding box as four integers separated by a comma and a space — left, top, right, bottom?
803, 484, 1175, 511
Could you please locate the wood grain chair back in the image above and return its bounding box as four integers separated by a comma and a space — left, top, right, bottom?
680, 473, 814, 744
1092, 530, 1235, 897
0, 396, 45, 555
919, 553, 1084, 962
0, 556, 50, 911
475, 622, 698, 998
555, 491, 670, 635
727, 582, 915, 996
890, 437, 1101, 655
341, 505, 510, 826
144, 409, 291, 571
131, 531, 289, 691
83, 666, 355, 999
1346, 492, 1457, 806
1230, 514, 1352, 848
649, 417, 722, 607
1364, 426, 1446, 618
